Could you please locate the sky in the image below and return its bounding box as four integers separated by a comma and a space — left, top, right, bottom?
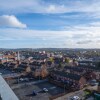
0, 0, 100, 48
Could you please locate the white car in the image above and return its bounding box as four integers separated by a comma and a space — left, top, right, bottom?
71, 96, 80, 100
19, 78, 29, 82
43, 88, 48, 92
19, 78, 24, 81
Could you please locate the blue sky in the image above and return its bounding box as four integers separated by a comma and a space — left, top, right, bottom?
0, 0, 100, 48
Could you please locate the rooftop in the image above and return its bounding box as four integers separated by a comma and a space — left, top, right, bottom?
0, 75, 19, 100
51, 70, 82, 81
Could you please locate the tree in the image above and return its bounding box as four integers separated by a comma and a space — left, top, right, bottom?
65, 58, 70, 63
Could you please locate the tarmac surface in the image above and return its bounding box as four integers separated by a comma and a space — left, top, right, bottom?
13, 81, 65, 100
0, 68, 12, 75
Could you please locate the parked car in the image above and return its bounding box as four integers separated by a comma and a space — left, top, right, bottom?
19, 78, 24, 81
11, 71, 15, 73
90, 79, 98, 86
32, 90, 38, 96
70, 96, 80, 100
19, 78, 29, 82
43, 88, 48, 92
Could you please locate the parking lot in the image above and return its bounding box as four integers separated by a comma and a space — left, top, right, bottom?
0, 67, 13, 75
13, 81, 65, 100
0, 68, 67, 100
36, 82, 65, 96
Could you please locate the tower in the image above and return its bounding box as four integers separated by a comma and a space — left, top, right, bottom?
17, 51, 20, 61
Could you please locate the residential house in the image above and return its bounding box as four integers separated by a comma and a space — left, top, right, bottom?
49, 70, 86, 90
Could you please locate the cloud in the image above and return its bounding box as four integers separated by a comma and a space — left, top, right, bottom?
47, 5, 56, 12
90, 22, 100, 27
0, 28, 72, 40
0, 15, 27, 28
76, 40, 92, 44
46, 5, 67, 13
0, 0, 100, 48
0, 22, 100, 42
0, 0, 100, 14
63, 22, 100, 39
0, 27, 100, 48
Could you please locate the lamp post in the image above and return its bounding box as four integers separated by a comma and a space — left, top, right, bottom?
18, 76, 19, 84
39, 75, 40, 81
64, 84, 66, 94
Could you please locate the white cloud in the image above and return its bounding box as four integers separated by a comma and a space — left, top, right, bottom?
47, 5, 56, 12
0, 15, 27, 28
90, 22, 100, 27
0, 0, 100, 14
0, 0, 100, 48
76, 40, 93, 44
0, 13, 100, 48
0, 28, 72, 40
0, 26, 100, 48
46, 5, 66, 13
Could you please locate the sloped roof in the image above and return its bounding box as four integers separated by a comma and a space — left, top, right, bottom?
51, 70, 82, 81
0, 75, 19, 100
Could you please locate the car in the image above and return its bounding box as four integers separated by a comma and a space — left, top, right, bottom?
32, 91, 38, 96
24, 78, 29, 82
43, 88, 48, 92
19, 78, 24, 81
19, 78, 29, 82
71, 96, 80, 100
90, 79, 98, 86
11, 71, 15, 73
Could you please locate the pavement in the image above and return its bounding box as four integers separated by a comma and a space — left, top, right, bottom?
11, 79, 48, 89
12, 81, 65, 100
3, 73, 20, 78
36, 82, 65, 96
54, 89, 85, 100
13, 83, 49, 100
54, 85, 98, 100
86, 97, 94, 100
0, 68, 12, 75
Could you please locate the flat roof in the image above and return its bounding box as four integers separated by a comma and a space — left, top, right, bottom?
0, 75, 19, 100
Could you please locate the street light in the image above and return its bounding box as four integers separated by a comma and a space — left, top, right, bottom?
38, 75, 40, 82
18, 76, 19, 84
64, 84, 66, 94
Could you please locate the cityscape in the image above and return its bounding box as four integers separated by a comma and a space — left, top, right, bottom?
0, 49, 100, 100
0, 0, 100, 100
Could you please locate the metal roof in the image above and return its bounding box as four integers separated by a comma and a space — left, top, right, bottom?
0, 75, 19, 100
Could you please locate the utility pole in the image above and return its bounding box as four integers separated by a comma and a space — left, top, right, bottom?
18, 76, 19, 84
64, 84, 66, 94
39, 75, 40, 82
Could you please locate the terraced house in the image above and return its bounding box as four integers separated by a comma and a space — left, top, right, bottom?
49, 70, 86, 91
